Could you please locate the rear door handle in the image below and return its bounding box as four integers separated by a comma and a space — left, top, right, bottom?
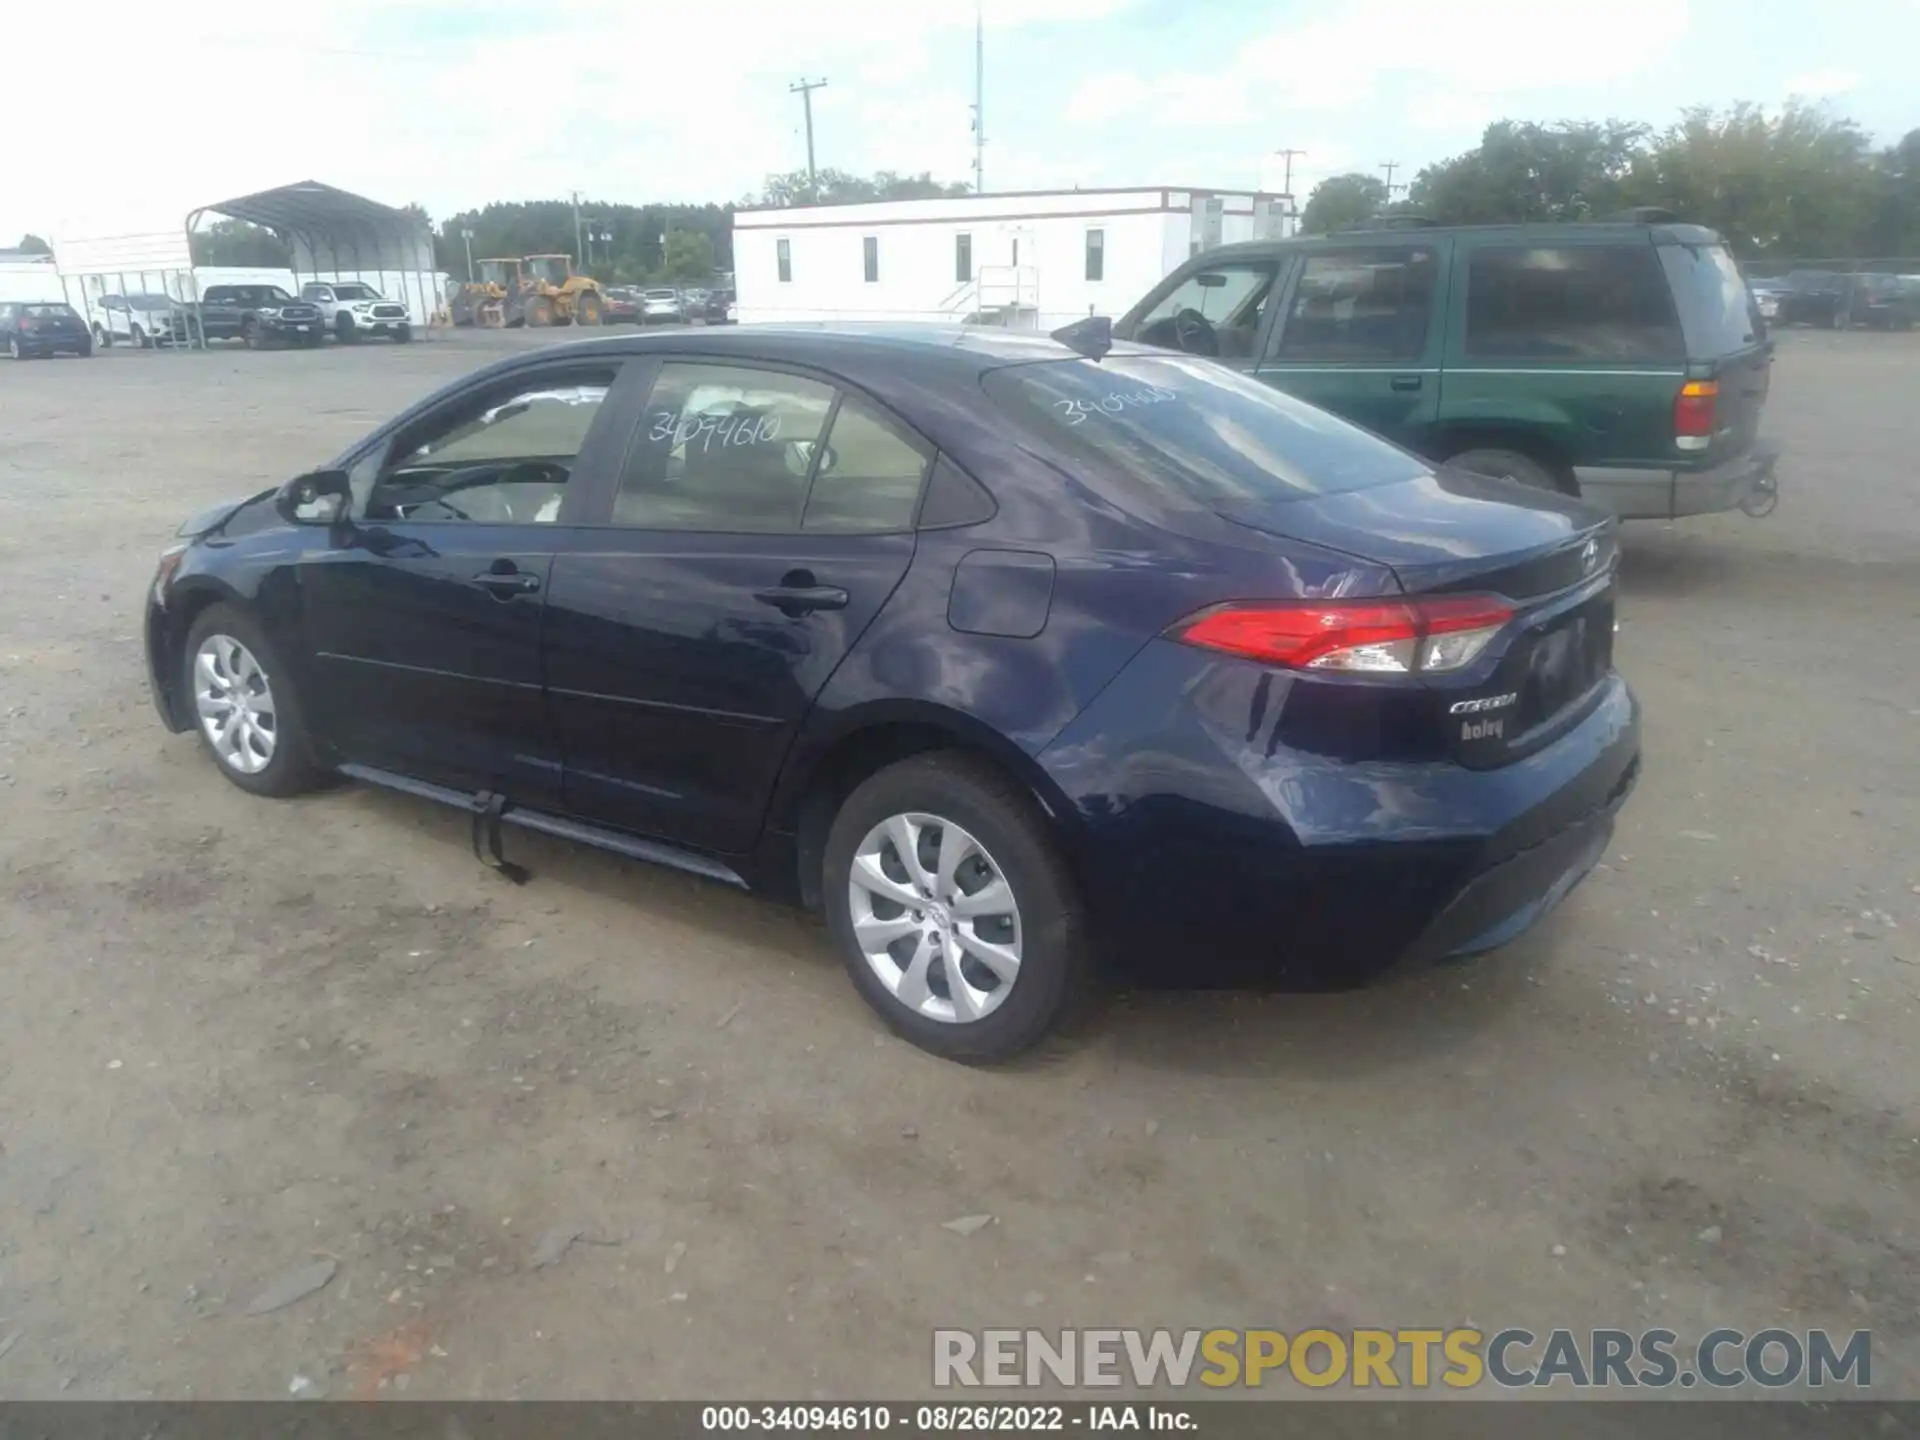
753, 584, 849, 614
1390, 374, 1424, 392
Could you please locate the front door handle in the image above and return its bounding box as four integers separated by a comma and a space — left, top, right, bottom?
753, 584, 849, 615
1390, 374, 1424, 392
471, 567, 540, 597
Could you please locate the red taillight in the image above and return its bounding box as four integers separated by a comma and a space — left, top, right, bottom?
1170, 595, 1514, 675
18, 317, 36, 331
1674, 379, 1717, 450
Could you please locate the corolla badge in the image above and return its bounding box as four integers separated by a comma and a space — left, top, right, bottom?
1449, 692, 1518, 715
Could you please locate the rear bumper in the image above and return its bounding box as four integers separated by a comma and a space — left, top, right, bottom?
1577, 440, 1780, 520
1039, 640, 1642, 988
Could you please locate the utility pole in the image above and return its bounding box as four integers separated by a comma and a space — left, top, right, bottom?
790, 78, 828, 187
970, 2, 986, 194
461, 227, 475, 282
571, 190, 583, 264
1273, 148, 1306, 199
1380, 160, 1400, 195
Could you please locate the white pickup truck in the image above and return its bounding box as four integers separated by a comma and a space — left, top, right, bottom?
298, 281, 413, 343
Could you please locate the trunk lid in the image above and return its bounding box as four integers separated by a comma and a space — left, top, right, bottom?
1218, 470, 1619, 768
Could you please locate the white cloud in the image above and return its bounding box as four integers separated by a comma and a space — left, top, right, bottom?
0, 0, 1138, 241
1783, 68, 1859, 98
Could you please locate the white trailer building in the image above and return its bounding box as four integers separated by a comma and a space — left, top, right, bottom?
733, 186, 1294, 331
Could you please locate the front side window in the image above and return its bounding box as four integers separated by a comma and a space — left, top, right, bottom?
1275, 247, 1436, 362
1085, 228, 1105, 282
613, 363, 834, 532
362, 368, 615, 524
863, 236, 879, 284
1134, 260, 1279, 360
777, 238, 792, 283
1467, 245, 1683, 362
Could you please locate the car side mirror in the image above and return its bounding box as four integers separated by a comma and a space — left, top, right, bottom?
277, 469, 352, 525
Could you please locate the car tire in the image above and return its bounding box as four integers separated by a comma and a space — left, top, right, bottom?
6, 337, 21, 360
394, 325, 412, 343
93, 324, 111, 349
1445, 446, 1574, 496
335, 313, 357, 343
132, 323, 151, 349
242, 319, 262, 350
180, 603, 321, 799
823, 752, 1091, 1062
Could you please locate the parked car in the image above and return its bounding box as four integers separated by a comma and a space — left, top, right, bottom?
1771, 270, 1851, 328
639, 287, 686, 324
142, 325, 1639, 1060
1, 300, 92, 358
1115, 218, 1779, 521
1842, 274, 1914, 330
95, 293, 200, 348
299, 281, 413, 343
602, 287, 642, 324
199, 284, 325, 348
1746, 276, 1789, 322
702, 287, 735, 324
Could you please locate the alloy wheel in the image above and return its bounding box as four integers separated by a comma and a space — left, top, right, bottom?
193, 634, 278, 774
847, 812, 1023, 1024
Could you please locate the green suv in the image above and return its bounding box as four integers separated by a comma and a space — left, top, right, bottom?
1114, 219, 1780, 520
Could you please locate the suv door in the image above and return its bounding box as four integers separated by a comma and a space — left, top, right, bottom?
1116, 253, 1288, 373
1254, 240, 1448, 448
544, 357, 925, 852
297, 360, 641, 805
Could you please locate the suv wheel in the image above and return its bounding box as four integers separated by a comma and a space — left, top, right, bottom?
1445, 447, 1573, 496
824, 753, 1090, 1061
335, 312, 358, 343
182, 604, 319, 798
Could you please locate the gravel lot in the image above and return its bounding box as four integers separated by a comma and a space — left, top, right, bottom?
0, 329, 1916, 1401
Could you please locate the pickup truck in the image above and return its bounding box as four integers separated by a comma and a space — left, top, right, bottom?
198, 284, 325, 348
298, 280, 413, 343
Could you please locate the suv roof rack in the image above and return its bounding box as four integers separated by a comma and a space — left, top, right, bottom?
1336, 214, 1437, 232
1603, 206, 1681, 224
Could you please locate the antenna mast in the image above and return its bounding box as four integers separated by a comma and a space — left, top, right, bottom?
971, 3, 986, 193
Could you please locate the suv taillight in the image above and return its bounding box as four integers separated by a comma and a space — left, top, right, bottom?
1170, 596, 1513, 676
1674, 380, 1717, 451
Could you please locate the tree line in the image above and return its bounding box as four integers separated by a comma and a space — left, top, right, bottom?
1300, 102, 1920, 261
182, 167, 971, 286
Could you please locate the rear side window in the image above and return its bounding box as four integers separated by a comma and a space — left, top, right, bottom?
1274, 247, 1437, 362
1466, 245, 1683, 362
983, 354, 1427, 505
1657, 243, 1759, 357
613, 362, 834, 532
802, 395, 929, 533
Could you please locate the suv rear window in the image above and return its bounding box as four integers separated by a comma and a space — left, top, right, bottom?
1657, 242, 1759, 357
1465, 245, 1683, 362
983, 354, 1427, 504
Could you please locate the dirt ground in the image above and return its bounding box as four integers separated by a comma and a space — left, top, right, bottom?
0, 328, 1916, 1401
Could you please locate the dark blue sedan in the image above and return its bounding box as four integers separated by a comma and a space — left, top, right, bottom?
143, 324, 1639, 1060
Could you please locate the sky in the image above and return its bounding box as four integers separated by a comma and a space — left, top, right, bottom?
4, 0, 1917, 244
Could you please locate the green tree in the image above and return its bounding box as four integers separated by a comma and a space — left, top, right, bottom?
190, 218, 293, 267
1626, 102, 1878, 258
1408, 120, 1648, 225
660, 229, 715, 282
15, 233, 52, 255
1865, 128, 1920, 256
1300, 173, 1388, 235
753, 168, 970, 207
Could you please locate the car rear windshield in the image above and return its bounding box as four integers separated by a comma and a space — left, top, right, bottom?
982, 354, 1428, 505
22, 304, 77, 318
1658, 242, 1758, 356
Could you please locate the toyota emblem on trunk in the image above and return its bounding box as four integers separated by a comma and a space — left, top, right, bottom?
1580, 538, 1600, 574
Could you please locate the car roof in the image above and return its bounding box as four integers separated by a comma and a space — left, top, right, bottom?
475, 323, 1136, 381
1197, 221, 1726, 262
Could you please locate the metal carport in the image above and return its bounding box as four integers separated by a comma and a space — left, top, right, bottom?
188, 180, 441, 338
